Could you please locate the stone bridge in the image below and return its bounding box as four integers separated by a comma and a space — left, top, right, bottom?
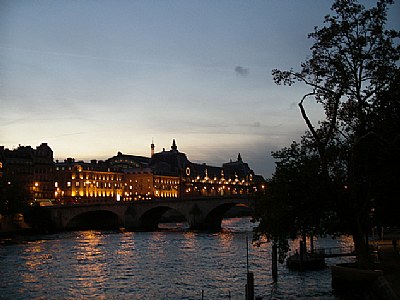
36, 196, 253, 231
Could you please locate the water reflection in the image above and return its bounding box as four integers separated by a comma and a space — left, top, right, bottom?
1, 218, 355, 299
72, 231, 108, 297
115, 232, 136, 257
181, 231, 197, 252
75, 230, 104, 261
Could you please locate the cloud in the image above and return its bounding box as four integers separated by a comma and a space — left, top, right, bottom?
234, 66, 249, 76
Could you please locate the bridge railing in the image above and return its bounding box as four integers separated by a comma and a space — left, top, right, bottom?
50, 194, 253, 207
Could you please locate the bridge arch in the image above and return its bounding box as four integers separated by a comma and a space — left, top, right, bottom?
66, 210, 120, 230
200, 203, 252, 231
43, 196, 254, 231
137, 206, 188, 230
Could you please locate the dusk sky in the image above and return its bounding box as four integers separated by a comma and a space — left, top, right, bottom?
1, 1, 399, 178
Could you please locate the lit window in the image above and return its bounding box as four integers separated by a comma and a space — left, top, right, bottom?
67, 181, 71, 187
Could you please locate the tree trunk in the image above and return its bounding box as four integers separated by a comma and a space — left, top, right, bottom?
352, 217, 372, 269
310, 234, 314, 254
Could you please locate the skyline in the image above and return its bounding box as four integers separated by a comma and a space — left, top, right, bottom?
1, 1, 399, 178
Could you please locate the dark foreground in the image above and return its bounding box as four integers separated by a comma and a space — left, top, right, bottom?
374, 240, 400, 299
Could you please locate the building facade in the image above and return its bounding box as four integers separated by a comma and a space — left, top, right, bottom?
0, 143, 55, 206
1, 140, 265, 209
55, 158, 123, 204
149, 140, 262, 198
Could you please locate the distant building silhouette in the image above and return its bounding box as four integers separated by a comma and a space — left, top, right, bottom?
0, 143, 55, 206
1, 140, 265, 208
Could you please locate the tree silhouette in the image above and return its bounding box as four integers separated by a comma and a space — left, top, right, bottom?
257, 0, 399, 267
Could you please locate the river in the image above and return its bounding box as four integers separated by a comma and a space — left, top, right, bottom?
0, 217, 355, 299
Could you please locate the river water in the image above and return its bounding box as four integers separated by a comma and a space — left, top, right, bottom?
0, 217, 354, 299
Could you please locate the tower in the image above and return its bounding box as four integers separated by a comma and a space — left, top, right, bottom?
238, 153, 242, 162
151, 139, 155, 157
171, 139, 177, 151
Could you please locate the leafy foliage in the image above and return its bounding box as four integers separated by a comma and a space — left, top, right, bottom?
256, 0, 399, 267
0, 177, 30, 215
254, 139, 336, 262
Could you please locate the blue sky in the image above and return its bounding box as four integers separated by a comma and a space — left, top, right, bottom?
1, 1, 399, 178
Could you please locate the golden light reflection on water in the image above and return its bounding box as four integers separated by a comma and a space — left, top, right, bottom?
23, 242, 45, 269
148, 231, 166, 258
20, 240, 52, 293
216, 231, 235, 249
182, 231, 197, 251
115, 232, 136, 257
73, 231, 107, 293
75, 230, 103, 260
3, 219, 356, 299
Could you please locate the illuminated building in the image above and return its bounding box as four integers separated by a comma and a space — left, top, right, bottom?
123, 169, 154, 201
149, 140, 262, 197
106, 151, 180, 200
55, 158, 123, 203
1, 140, 265, 207
153, 174, 180, 198
122, 169, 179, 200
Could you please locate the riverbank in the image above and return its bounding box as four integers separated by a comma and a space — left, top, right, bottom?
0, 213, 31, 235
373, 240, 400, 299
331, 239, 400, 299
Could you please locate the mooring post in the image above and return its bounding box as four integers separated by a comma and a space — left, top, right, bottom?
299, 240, 304, 269
272, 243, 278, 282
245, 236, 254, 300
246, 272, 254, 300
